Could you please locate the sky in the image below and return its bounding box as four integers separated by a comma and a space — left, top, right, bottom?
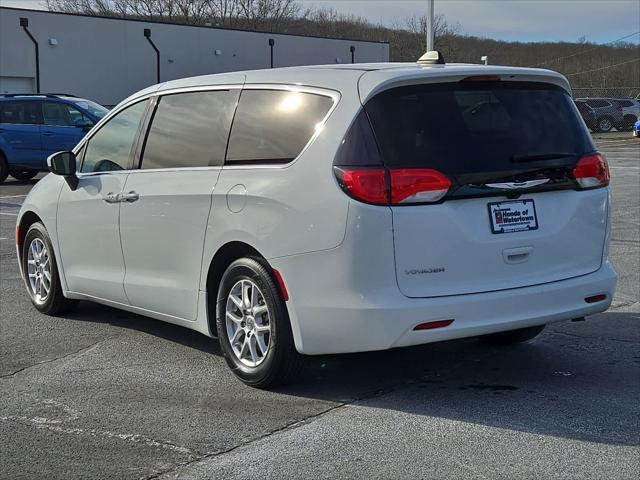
2, 0, 639, 44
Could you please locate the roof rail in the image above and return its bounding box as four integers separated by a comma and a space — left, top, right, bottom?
417, 50, 446, 65
0, 93, 77, 98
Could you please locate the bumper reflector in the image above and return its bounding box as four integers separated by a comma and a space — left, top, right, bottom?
413, 319, 454, 331
585, 294, 607, 304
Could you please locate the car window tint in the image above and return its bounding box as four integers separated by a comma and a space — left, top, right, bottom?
141, 90, 239, 169
0, 100, 42, 124
43, 102, 91, 127
364, 82, 593, 174
226, 90, 334, 164
81, 100, 148, 173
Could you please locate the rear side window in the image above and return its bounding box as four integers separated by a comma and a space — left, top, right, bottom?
0, 101, 42, 124
226, 89, 334, 165
141, 90, 239, 169
364, 82, 594, 175
615, 100, 633, 107
586, 99, 609, 108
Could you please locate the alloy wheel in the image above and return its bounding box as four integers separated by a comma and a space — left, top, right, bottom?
27, 238, 51, 304
225, 279, 272, 367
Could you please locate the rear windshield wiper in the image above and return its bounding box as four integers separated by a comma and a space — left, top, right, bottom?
511, 153, 577, 163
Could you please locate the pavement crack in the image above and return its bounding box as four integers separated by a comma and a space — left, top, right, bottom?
0, 338, 115, 379
145, 382, 419, 480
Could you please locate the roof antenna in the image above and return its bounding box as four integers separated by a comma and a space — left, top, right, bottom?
417, 50, 446, 65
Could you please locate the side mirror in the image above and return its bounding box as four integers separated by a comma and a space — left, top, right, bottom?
74, 118, 93, 132
47, 151, 79, 190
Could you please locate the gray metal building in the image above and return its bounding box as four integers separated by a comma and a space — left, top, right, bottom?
0, 7, 389, 106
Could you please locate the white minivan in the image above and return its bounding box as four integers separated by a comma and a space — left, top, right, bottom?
17, 54, 617, 387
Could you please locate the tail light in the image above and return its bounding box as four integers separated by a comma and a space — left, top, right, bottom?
573, 153, 609, 188
333, 167, 388, 204
334, 167, 451, 205
390, 169, 451, 204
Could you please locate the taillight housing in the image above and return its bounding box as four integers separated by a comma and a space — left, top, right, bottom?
573, 153, 609, 189
334, 167, 452, 205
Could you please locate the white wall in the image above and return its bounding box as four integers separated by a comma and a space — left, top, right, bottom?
0, 8, 389, 105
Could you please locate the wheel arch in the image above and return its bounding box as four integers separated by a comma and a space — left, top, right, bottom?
16, 211, 43, 263
205, 241, 267, 333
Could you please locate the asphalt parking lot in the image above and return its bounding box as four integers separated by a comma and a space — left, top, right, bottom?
1, 134, 638, 480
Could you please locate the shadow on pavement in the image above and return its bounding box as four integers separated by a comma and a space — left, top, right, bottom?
63, 301, 640, 448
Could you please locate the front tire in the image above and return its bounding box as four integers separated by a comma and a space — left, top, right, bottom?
10, 169, 38, 181
479, 325, 545, 345
22, 222, 78, 315
596, 116, 614, 132
216, 257, 303, 388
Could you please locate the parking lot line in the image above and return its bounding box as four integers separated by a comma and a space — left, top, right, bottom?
0, 212, 18, 216
0, 195, 27, 199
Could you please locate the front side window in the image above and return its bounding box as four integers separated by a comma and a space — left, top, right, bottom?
226, 89, 334, 164
43, 101, 92, 127
0, 100, 42, 125
71, 99, 108, 119
81, 100, 148, 173
141, 90, 239, 169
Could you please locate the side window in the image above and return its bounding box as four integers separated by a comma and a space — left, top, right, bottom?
43, 102, 93, 127
141, 90, 239, 169
226, 89, 334, 164
0, 101, 42, 124
81, 100, 148, 173
587, 100, 606, 108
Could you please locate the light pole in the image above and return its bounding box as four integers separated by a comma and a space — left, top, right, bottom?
144, 28, 160, 84
426, 0, 435, 51
20, 17, 40, 93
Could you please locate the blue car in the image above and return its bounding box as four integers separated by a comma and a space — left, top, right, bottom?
634, 119, 640, 138
0, 94, 108, 183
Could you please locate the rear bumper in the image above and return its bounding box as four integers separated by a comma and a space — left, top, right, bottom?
274, 256, 617, 355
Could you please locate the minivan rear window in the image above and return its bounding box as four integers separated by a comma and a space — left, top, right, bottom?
364, 82, 594, 176
226, 89, 334, 165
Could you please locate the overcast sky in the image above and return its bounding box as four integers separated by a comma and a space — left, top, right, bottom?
2, 0, 639, 44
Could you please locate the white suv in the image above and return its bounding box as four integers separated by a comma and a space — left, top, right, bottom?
17, 57, 617, 387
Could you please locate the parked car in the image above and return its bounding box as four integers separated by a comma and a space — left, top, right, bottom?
611, 98, 640, 131
633, 118, 640, 138
16, 57, 617, 387
0, 93, 107, 183
574, 99, 597, 131
575, 97, 624, 132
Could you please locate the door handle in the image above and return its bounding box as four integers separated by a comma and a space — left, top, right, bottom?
503, 246, 533, 264
103, 192, 120, 203
42, 131, 54, 136
120, 191, 139, 203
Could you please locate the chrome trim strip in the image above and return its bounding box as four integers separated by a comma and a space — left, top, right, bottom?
74, 83, 340, 172
485, 179, 551, 189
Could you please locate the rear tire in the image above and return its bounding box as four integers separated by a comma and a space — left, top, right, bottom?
216, 257, 304, 388
479, 325, 545, 346
10, 169, 38, 181
22, 222, 78, 315
0, 154, 8, 184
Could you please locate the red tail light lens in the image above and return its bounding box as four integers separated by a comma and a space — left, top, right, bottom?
334, 167, 388, 204
573, 153, 609, 188
390, 169, 452, 204
334, 167, 452, 205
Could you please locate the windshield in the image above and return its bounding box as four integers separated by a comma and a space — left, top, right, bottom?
72, 99, 108, 119
364, 81, 595, 175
